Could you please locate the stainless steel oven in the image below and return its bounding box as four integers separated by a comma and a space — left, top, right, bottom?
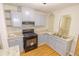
23, 29, 38, 52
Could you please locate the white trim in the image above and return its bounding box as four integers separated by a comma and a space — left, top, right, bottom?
38, 42, 47, 46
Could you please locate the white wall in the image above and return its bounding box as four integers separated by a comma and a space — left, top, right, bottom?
0, 4, 8, 49
53, 5, 79, 55
47, 13, 55, 33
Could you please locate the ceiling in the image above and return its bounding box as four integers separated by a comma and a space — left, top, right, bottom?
9, 3, 79, 13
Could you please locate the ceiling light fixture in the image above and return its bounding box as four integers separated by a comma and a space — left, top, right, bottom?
25, 11, 30, 15
43, 3, 47, 5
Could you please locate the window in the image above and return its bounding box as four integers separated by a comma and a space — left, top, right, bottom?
58, 15, 71, 38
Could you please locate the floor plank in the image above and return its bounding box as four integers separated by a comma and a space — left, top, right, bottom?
20, 44, 60, 56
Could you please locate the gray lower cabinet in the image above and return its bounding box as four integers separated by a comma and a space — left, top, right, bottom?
48, 35, 72, 56
38, 35, 45, 44
38, 34, 49, 44
18, 37, 24, 52
8, 37, 24, 53
48, 35, 56, 49
38, 33, 72, 56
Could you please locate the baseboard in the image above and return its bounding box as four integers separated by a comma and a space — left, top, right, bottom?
38, 42, 47, 46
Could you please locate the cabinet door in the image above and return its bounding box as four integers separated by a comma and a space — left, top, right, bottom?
38, 35, 44, 44
22, 9, 34, 21
48, 35, 56, 49
54, 39, 67, 55
11, 11, 22, 27
14, 38, 24, 53
18, 37, 24, 52
38, 34, 46, 44
35, 13, 46, 27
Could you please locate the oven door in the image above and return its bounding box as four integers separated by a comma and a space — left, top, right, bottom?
23, 36, 38, 52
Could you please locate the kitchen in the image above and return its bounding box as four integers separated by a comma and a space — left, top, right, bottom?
0, 3, 79, 56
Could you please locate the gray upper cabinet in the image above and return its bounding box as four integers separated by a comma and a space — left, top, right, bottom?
35, 13, 46, 27
4, 10, 22, 28
22, 8, 34, 22
22, 8, 47, 27
11, 11, 22, 27
4, 4, 22, 28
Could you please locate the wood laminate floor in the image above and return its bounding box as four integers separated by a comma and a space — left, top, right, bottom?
21, 44, 60, 56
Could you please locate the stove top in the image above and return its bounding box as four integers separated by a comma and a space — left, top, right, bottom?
23, 33, 37, 37
22, 29, 37, 37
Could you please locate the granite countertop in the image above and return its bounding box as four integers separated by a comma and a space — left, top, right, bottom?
8, 32, 23, 39
35, 30, 73, 41
52, 34, 73, 41
8, 35, 23, 39
35, 28, 53, 35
